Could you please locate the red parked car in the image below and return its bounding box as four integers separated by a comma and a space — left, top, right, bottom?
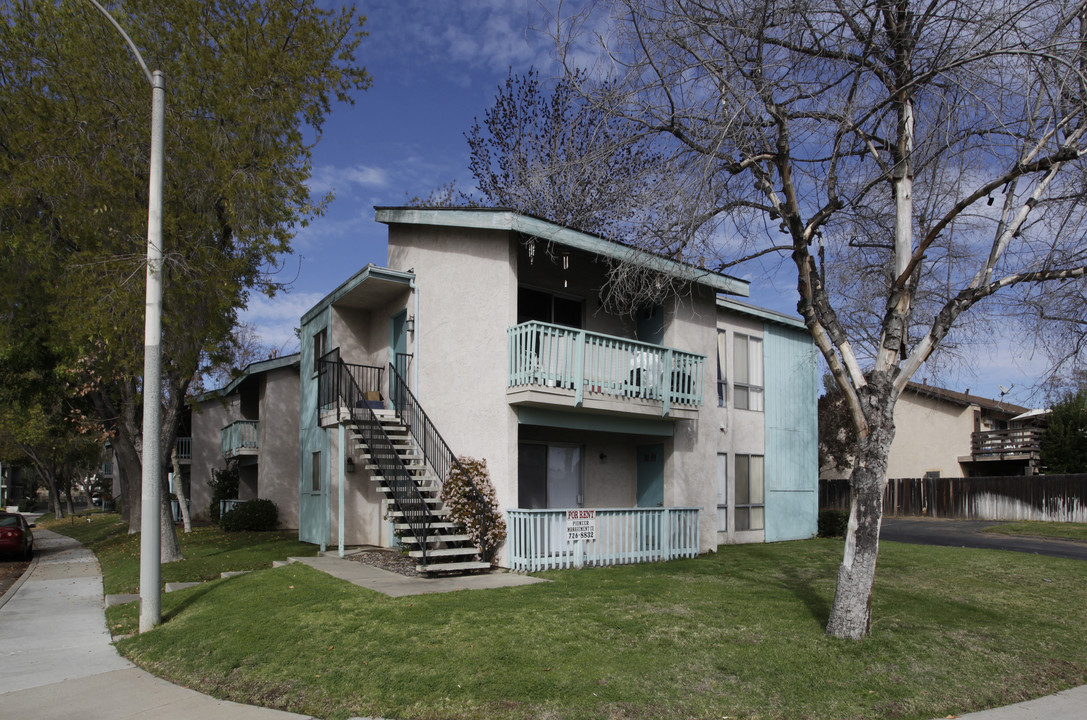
0, 512, 34, 560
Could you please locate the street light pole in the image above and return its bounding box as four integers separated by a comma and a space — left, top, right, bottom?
86, 0, 166, 633
139, 69, 166, 634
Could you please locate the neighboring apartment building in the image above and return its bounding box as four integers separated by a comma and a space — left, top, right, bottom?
297, 208, 819, 571
188, 354, 301, 527
824, 382, 1045, 480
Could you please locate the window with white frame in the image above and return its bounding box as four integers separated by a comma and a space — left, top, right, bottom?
716, 331, 727, 407
733, 334, 763, 411
735, 454, 764, 531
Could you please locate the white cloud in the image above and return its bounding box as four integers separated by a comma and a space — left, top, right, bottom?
367, 0, 561, 75
308, 164, 389, 196
240, 291, 326, 352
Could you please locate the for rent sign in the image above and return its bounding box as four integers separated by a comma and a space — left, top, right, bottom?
566, 509, 596, 541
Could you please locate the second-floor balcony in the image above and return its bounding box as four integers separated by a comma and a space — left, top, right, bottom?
969, 427, 1043, 459
175, 437, 192, 463
221, 420, 260, 460
507, 321, 705, 418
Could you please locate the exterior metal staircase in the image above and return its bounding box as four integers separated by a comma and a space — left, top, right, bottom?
356, 409, 489, 573
318, 349, 493, 575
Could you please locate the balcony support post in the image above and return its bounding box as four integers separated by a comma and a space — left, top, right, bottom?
574, 330, 587, 407
662, 349, 674, 417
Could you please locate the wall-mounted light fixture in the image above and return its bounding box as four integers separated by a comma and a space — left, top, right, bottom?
345, 457, 356, 474
406, 315, 415, 333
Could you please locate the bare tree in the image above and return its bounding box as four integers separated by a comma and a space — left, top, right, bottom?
466, 68, 704, 313
557, 0, 1087, 638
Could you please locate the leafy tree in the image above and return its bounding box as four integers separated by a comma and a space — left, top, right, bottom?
0, 1, 370, 557
1041, 390, 1087, 473
555, 0, 1087, 638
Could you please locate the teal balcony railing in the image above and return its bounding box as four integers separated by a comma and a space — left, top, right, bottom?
221, 420, 259, 459
508, 321, 705, 415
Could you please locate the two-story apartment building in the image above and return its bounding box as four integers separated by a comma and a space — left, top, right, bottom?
821, 381, 1046, 481
298, 208, 818, 571
189, 354, 301, 527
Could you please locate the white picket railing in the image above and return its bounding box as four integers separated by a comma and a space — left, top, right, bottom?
220, 498, 247, 516
508, 322, 705, 415
506, 507, 700, 572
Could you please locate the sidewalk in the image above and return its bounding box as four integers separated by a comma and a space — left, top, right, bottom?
1, 524, 1083, 720
0, 527, 318, 720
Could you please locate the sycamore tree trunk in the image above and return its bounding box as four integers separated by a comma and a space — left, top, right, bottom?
825, 378, 898, 639
47, 476, 62, 518
171, 446, 192, 533
159, 476, 184, 562
113, 436, 143, 533
62, 475, 74, 517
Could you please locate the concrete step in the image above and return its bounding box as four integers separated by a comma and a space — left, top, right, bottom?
417, 560, 491, 573
374, 487, 441, 503
398, 533, 471, 545
408, 547, 478, 558
393, 521, 457, 531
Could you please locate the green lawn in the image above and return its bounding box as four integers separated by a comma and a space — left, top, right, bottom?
981, 520, 1087, 543
40, 512, 317, 595
101, 538, 1087, 720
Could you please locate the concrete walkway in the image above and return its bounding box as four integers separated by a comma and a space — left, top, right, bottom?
0, 528, 317, 719
1, 522, 1084, 719
287, 553, 547, 597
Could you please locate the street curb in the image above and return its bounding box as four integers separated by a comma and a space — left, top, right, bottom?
0, 551, 39, 612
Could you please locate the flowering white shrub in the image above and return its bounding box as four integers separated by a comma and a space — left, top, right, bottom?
441, 456, 506, 563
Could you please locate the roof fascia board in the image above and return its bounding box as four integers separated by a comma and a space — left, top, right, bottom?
376, 207, 749, 297
717, 297, 807, 330
219, 353, 301, 396
301, 264, 415, 325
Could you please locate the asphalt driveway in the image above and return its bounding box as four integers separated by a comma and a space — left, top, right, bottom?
880, 517, 1087, 561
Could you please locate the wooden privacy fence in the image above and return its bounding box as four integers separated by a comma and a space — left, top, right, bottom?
820, 475, 1087, 522
506, 507, 701, 572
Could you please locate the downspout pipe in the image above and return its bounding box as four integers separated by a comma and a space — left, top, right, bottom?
410, 274, 419, 393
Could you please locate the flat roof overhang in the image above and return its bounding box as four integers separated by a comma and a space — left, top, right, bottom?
375, 207, 750, 297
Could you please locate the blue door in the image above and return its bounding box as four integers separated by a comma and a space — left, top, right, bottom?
636, 443, 664, 507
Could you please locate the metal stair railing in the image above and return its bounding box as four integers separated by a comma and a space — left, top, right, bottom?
317, 350, 433, 564
388, 362, 490, 552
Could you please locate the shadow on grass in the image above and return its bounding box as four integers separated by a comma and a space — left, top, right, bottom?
738, 543, 834, 627
163, 579, 227, 623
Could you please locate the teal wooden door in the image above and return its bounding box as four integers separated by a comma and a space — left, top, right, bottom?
299, 446, 329, 546
637, 443, 664, 507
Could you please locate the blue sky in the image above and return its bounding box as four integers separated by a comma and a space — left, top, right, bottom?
239, 0, 1049, 407
241, 0, 561, 349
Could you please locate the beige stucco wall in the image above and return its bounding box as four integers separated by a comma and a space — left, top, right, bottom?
189, 397, 233, 522
328, 427, 388, 548
885, 392, 974, 478
663, 287, 724, 553
387, 225, 520, 560
257, 366, 301, 529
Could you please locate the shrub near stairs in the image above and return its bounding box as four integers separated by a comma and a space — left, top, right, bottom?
220, 499, 278, 532
441, 456, 506, 563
